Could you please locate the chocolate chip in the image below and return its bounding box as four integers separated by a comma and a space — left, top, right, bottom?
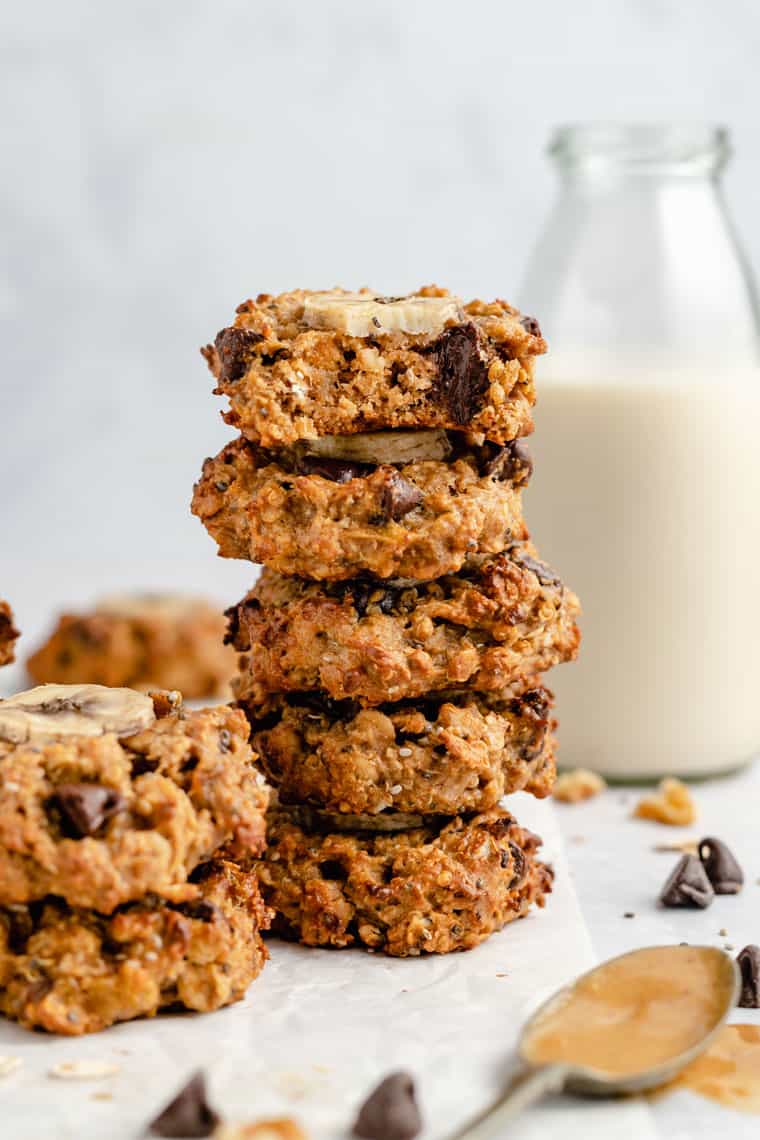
698, 837, 744, 894
148, 1071, 219, 1137
478, 439, 533, 487
175, 900, 221, 923
295, 454, 369, 483
353, 1071, 422, 1140
737, 945, 760, 1008
512, 550, 562, 589
660, 854, 714, 908
378, 470, 423, 522
519, 314, 542, 338
53, 784, 126, 838
214, 327, 263, 384
432, 323, 490, 425
219, 729, 232, 753
3, 907, 33, 953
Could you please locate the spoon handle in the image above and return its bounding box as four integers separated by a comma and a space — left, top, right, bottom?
450, 1063, 568, 1139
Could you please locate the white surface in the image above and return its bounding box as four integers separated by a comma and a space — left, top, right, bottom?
3, 0, 760, 566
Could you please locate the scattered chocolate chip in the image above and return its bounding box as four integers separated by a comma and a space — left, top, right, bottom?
53, 784, 126, 838
432, 323, 490, 425
148, 1071, 219, 1137
737, 945, 760, 1008
623, 912, 635, 919
295, 454, 369, 483
214, 327, 263, 384
660, 854, 714, 909
478, 439, 533, 486
698, 837, 744, 894
353, 1071, 422, 1140
378, 470, 423, 522
519, 314, 542, 338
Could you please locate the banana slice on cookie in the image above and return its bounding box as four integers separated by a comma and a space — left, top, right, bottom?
0, 684, 156, 744
302, 292, 461, 337
303, 429, 452, 466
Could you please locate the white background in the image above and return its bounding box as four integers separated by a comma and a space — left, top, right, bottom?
3, 0, 760, 607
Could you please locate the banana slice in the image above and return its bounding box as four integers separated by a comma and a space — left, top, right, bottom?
0, 684, 156, 745
303, 429, 452, 466
302, 292, 461, 337
285, 805, 430, 833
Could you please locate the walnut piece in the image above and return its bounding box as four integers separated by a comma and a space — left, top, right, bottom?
634, 778, 697, 826
553, 768, 607, 803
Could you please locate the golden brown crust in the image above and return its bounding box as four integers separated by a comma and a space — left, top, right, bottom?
242, 685, 556, 815
27, 596, 235, 699
257, 807, 553, 956
0, 705, 268, 911
0, 601, 19, 666
0, 860, 271, 1035
230, 547, 580, 705
206, 287, 544, 447
193, 438, 528, 580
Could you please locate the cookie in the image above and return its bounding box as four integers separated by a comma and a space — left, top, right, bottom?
242, 685, 556, 816
204, 287, 545, 448
27, 594, 235, 699
230, 546, 580, 705
0, 601, 19, 666
0, 859, 271, 1035
193, 436, 530, 581
0, 685, 268, 911
257, 806, 553, 956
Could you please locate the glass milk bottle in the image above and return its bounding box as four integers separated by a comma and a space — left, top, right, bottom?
521, 124, 760, 779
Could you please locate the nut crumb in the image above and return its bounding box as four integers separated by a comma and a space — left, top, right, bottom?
553, 768, 607, 803
634, 778, 697, 826
653, 838, 698, 854
50, 1061, 120, 1081
214, 1119, 307, 1140
0, 1056, 22, 1078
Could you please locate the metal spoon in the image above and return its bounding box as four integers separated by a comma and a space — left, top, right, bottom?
452, 944, 740, 1138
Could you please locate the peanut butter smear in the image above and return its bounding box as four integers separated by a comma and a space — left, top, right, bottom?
667, 1024, 760, 1113
522, 946, 735, 1077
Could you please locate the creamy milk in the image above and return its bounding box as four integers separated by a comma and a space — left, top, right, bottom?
526, 374, 760, 778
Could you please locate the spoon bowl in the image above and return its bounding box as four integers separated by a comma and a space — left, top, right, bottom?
453, 944, 740, 1138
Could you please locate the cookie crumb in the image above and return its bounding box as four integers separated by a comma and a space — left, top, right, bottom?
0, 1056, 22, 1078
50, 1061, 120, 1080
634, 778, 697, 826
215, 1120, 307, 1140
553, 768, 607, 803
653, 838, 698, 854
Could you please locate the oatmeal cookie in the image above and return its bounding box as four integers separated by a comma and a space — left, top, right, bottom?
0, 860, 271, 1035
257, 806, 553, 956
241, 685, 556, 816
230, 547, 580, 705
0, 601, 19, 666
193, 435, 530, 581
27, 594, 235, 698
0, 688, 268, 911
204, 287, 545, 448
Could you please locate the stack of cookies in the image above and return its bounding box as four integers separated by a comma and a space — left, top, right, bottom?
193, 286, 580, 957
0, 684, 270, 1034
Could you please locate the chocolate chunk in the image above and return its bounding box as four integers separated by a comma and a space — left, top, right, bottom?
432, 323, 490, 425
512, 550, 562, 589
519, 314, 542, 338
3, 907, 34, 954
660, 854, 715, 908
378, 470, 423, 522
737, 945, 760, 1008
53, 783, 126, 838
175, 899, 221, 923
507, 841, 527, 886
479, 439, 533, 487
214, 327, 263, 384
148, 1071, 219, 1137
353, 1071, 422, 1140
295, 454, 369, 483
698, 837, 744, 894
